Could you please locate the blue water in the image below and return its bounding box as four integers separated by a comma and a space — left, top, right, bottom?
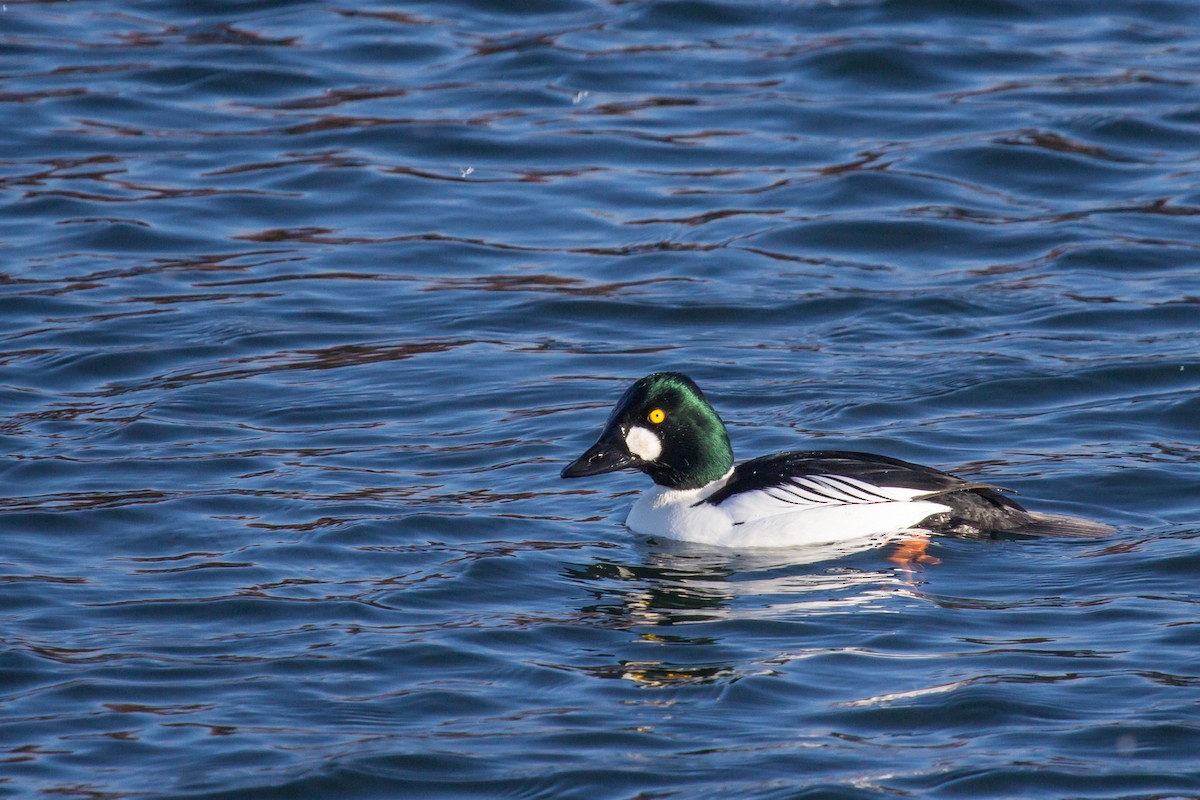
3, 1, 1199, 797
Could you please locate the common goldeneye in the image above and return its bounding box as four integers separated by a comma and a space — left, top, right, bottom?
561, 372, 1110, 548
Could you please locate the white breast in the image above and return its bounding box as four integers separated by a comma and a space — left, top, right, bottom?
625, 484, 737, 545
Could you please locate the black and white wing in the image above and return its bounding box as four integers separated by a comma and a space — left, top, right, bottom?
701, 450, 1024, 526
697, 450, 1111, 538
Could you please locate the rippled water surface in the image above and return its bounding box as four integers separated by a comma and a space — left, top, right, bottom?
3, 1, 1200, 797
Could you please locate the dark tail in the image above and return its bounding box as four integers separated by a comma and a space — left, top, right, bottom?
1007, 511, 1116, 538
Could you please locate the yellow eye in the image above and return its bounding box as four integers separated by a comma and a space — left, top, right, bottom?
648, 408, 665, 425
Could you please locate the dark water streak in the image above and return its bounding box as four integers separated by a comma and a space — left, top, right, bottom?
2, 0, 1200, 798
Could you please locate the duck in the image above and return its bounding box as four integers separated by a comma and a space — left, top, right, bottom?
560, 372, 1111, 548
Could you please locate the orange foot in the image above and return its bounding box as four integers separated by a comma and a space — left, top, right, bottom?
889, 536, 941, 566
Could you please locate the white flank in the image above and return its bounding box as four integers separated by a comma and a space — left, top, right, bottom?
625, 474, 953, 549
624, 425, 662, 461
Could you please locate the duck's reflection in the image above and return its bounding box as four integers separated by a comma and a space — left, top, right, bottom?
564, 532, 933, 687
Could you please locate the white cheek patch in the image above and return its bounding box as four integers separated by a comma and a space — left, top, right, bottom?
624, 425, 662, 462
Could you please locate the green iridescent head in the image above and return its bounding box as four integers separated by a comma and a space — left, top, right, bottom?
560, 372, 734, 490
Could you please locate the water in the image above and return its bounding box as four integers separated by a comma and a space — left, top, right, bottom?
2, 0, 1199, 797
